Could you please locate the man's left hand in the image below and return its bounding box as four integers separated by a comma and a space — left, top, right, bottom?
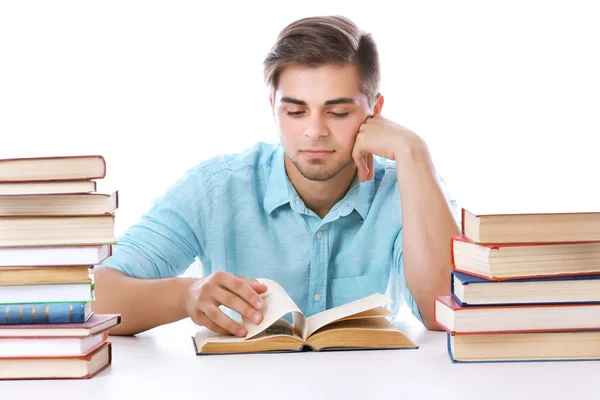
352, 114, 428, 182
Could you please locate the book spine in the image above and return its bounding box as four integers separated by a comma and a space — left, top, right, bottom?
451, 292, 467, 307
447, 333, 458, 363
0, 302, 88, 324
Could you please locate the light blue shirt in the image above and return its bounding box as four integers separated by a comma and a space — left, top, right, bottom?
99, 142, 459, 323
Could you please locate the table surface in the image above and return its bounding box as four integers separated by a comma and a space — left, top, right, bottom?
2, 316, 600, 400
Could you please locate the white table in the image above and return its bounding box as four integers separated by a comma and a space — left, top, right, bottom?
2, 317, 600, 399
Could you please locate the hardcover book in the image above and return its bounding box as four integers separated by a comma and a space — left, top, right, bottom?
193, 279, 417, 355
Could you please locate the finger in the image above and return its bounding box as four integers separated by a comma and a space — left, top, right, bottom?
236, 276, 269, 294
194, 313, 231, 335
361, 153, 370, 182
204, 303, 247, 337
204, 320, 232, 336
352, 151, 366, 182
352, 141, 367, 182
250, 281, 268, 294
218, 273, 265, 311
213, 286, 264, 325
367, 152, 374, 181
361, 114, 375, 129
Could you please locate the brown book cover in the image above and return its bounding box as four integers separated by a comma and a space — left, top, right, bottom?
0, 191, 118, 216
0, 155, 106, 183
0, 265, 91, 286
461, 207, 600, 244
0, 215, 116, 248
0, 180, 97, 195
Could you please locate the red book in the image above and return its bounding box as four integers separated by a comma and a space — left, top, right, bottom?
0, 314, 121, 338
0, 341, 112, 380
451, 235, 600, 280
434, 295, 600, 334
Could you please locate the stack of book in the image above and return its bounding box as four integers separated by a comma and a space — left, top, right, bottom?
434, 207, 600, 362
0, 155, 121, 380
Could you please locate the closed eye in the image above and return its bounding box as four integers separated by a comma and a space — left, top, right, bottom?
330, 112, 349, 118
287, 111, 305, 116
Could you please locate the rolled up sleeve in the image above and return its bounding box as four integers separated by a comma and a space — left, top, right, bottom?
98, 164, 216, 279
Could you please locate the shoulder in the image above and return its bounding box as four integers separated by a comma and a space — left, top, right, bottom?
168, 142, 281, 208
198, 142, 281, 179
155, 142, 280, 205
175, 142, 280, 185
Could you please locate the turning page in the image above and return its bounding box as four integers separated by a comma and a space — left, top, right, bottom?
242, 278, 306, 339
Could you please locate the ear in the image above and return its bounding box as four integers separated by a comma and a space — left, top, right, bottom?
372, 93, 384, 115
269, 93, 275, 116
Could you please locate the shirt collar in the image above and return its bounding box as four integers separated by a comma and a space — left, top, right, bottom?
263, 146, 292, 214
354, 177, 375, 220
335, 175, 375, 221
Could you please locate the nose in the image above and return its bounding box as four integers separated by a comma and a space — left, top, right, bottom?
303, 114, 329, 139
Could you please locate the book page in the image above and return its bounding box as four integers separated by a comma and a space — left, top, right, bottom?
313, 316, 398, 333
262, 319, 300, 338
195, 318, 299, 346
242, 278, 306, 340
461, 196, 600, 216
304, 293, 391, 339
336, 306, 395, 322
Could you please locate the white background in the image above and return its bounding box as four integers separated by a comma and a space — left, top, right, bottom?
1, 0, 599, 240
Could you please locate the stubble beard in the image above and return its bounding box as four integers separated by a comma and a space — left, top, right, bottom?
286, 153, 354, 182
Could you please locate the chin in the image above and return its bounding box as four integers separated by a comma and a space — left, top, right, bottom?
300, 168, 338, 182
291, 156, 354, 182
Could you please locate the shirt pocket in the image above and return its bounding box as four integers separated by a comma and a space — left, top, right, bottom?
328, 268, 390, 308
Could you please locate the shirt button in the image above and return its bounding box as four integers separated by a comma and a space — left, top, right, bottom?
313, 293, 321, 302
316, 231, 323, 240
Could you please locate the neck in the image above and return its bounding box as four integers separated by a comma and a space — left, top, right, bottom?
284, 157, 357, 219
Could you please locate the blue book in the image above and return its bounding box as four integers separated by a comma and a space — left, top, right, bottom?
0, 302, 93, 324
447, 331, 600, 363
451, 270, 600, 306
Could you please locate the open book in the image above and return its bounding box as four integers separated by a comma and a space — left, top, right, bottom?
192, 278, 418, 355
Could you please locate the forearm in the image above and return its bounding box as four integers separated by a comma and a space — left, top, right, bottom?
91, 268, 195, 335
395, 146, 460, 330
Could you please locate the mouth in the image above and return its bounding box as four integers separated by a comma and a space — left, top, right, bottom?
301, 149, 335, 159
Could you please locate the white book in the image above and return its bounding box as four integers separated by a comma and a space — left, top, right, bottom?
0, 282, 94, 304
0, 245, 111, 267
0, 332, 105, 357
0, 180, 97, 195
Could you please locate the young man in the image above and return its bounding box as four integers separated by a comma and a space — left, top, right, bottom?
93, 15, 461, 336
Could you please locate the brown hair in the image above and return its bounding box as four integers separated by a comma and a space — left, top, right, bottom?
263, 15, 380, 106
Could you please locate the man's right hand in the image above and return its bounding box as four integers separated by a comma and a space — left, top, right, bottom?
185, 271, 268, 337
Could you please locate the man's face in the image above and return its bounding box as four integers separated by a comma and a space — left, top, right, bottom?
271, 63, 375, 182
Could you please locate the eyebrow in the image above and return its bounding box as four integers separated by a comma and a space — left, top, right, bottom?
280, 97, 357, 106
